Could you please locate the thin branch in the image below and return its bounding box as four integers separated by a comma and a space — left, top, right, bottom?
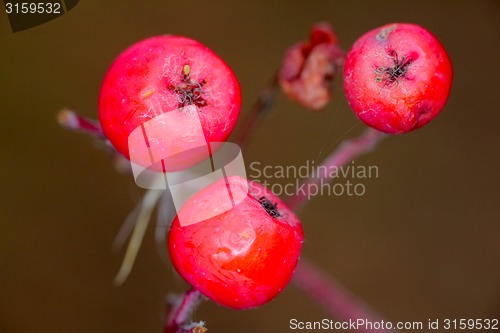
293, 257, 393, 333
57, 108, 104, 137
165, 288, 207, 333
285, 127, 393, 331
233, 73, 279, 148
57, 109, 133, 174
285, 127, 387, 212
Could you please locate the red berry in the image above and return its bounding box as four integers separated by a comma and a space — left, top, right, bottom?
168, 176, 304, 309
98, 35, 241, 171
343, 23, 452, 133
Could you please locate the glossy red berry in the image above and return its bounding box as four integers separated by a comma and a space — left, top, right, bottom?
343, 23, 452, 134
98, 35, 241, 171
168, 176, 304, 309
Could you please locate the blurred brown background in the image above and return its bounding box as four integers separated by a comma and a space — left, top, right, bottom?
1, 1, 499, 332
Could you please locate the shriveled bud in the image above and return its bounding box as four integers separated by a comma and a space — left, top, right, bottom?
279, 22, 344, 110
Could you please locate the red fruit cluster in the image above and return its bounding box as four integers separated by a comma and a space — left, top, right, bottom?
96, 21, 453, 313
99, 36, 304, 310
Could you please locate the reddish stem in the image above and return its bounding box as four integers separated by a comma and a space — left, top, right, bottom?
286, 127, 393, 331
285, 127, 387, 212
164, 288, 206, 333
234, 73, 278, 148
294, 257, 393, 333
57, 109, 104, 137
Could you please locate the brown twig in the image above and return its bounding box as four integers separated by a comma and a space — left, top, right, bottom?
233, 73, 279, 149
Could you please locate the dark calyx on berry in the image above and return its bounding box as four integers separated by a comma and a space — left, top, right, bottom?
375, 50, 413, 86
168, 64, 208, 108
258, 196, 281, 218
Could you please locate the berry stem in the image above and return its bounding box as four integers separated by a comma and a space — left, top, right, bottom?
57, 108, 104, 137
234, 72, 278, 148
293, 257, 393, 333
164, 288, 207, 333
56, 109, 132, 173
285, 127, 387, 212
287, 127, 393, 331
